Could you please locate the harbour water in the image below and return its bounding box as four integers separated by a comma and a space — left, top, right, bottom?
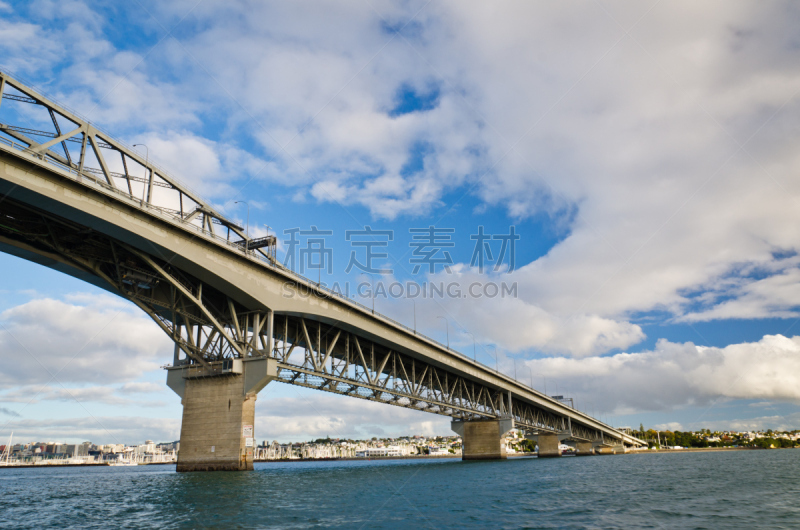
1, 449, 798, 529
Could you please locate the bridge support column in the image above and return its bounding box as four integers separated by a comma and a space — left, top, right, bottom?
167, 357, 277, 472
526, 432, 570, 457
593, 440, 615, 455
451, 418, 513, 460
536, 434, 562, 457
575, 442, 594, 456
177, 374, 255, 471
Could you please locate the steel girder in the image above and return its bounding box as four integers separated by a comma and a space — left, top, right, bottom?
0, 198, 270, 367
269, 314, 600, 439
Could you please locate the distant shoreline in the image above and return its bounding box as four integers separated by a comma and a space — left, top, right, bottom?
0, 462, 175, 469
3, 447, 794, 469
253, 452, 548, 463
254, 454, 465, 463
632, 446, 797, 454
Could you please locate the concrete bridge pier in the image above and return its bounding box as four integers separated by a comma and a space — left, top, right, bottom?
593, 440, 613, 455
451, 418, 514, 460
526, 432, 571, 457
593, 439, 627, 455
167, 357, 277, 471
535, 434, 562, 457
575, 442, 594, 456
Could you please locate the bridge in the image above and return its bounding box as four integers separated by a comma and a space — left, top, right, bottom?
0, 71, 644, 471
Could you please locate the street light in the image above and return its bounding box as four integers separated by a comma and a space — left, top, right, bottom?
492, 344, 498, 372
464, 330, 476, 361
234, 200, 250, 240
514, 358, 517, 381
411, 298, 416, 333
437, 316, 449, 349
132, 144, 148, 203
362, 272, 375, 313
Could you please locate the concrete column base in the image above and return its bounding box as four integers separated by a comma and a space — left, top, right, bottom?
575, 442, 594, 456
168, 357, 277, 472
537, 433, 562, 457
452, 419, 513, 460
176, 374, 256, 472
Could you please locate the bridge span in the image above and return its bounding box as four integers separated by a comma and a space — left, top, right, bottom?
0, 71, 644, 470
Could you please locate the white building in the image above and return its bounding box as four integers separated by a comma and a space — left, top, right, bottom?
355, 445, 415, 457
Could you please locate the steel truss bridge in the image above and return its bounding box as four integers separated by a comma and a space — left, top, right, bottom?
0, 71, 643, 448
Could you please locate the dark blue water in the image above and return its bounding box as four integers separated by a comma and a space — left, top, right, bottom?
1, 450, 798, 529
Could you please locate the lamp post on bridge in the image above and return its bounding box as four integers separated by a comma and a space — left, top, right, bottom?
464, 330, 476, 361
234, 200, 250, 240
411, 298, 416, 334
492, 344, 498, 372
362, 272, 375, 313
437, 316, 449, 349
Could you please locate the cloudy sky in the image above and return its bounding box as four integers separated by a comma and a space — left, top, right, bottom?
1, 0, 800, 444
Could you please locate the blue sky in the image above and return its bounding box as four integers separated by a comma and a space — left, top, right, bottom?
1, 0, 800, 444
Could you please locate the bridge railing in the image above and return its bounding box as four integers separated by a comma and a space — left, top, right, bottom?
0, 69, 212, 211
0, 134, 254, 251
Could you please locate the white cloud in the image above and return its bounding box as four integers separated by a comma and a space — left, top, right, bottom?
0, 16, 61, 74
524, 334, 800, 415
718, 411, 800, 432
130, 131, 252, 198
367, 267, 645, 357
0, 415, 179, 445
255, 390, 450, 442
138, 0, 800, 348
0, 383, 168, 407
0, 295, 172, 387
118, 382, 165, 394
680, 266, 800, 322
5, 1, 800, 341
659, 411, 800, 433
654, 422, 684, 432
